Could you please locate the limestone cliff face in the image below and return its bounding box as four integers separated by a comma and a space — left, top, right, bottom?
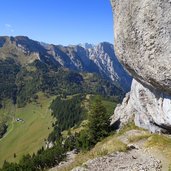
111, 79, 171, 133
110, 0, 171, 132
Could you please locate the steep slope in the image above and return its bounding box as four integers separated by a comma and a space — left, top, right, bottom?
88, 42, 132, 92
0, 36, 60, 67
46, 44, 99, 73
0, 36, 132, 93
0, 93, 54, 166
110, 0, 171, 132
46, 42, 132, 92
0, 36, 126, 108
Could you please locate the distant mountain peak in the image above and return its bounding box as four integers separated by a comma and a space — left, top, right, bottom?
78, 43, 95, 49
0, 36, 132, 92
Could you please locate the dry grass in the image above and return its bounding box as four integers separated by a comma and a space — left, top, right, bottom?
54, 122, 171, 171
57, 134, 127, 171
58, 123, 144, 171
169, 165, 171, 171
147, 134, 171, 170
128, 133, 151, 143
147, 134, 171, 157
117, 122, 143, 136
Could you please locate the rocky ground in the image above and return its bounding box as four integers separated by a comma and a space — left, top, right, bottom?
50, 130, 169, 171
72, 130, 163, 171
72, 151, 161, 171
49, 150, 77, 171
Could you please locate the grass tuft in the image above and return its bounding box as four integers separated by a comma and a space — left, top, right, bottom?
117, 122, 142, 136
57, 134, 127, 171
128, 133, 151, 143
147, 134, 171, 154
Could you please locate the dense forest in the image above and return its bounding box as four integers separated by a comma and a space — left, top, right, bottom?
0, 140, 66, 171
0, 98, 114, 171
0, 58, 123, 108
48, 95, 85, 142
0, 56, 122, 170
50, 95, 85, 131
0, 59, 20, 103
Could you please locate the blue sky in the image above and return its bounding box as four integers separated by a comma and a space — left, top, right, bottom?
0, 0, 114, 45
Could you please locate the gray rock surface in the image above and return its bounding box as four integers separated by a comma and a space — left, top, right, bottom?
52, 42, 132, 92
72, 150, 162, 171
71, 130, 167, 171
110, 0, 171, 132
111, 0, 171, 94
88, 42, 132, 92
112, 79, 171, 133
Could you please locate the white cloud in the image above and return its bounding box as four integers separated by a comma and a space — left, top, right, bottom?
5, 24, 12, 28
5, 24, 14, 33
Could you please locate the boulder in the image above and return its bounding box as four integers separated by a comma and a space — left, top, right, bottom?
111, 0, 171, 94
111, 0, 171, 132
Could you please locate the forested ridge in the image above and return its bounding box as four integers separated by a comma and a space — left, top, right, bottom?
0, 96, 116, 171
0, 58, 123, 108
50, 95, 85, 130
0, 43, 124, 170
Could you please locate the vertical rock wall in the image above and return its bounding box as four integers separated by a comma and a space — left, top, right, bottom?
110, 0, 171, 132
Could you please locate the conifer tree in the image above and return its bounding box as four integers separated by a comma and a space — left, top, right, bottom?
88, 98, 110, 144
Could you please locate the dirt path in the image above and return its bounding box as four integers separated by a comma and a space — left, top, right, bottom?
49, 130, 169, 171
147, 148, 169, 171
72, 130, 169, 171
118, 130, 169, 171
0, 118, 15, 142
72, 150, 162, 171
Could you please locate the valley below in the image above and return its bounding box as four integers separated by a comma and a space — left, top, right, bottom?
0, 0, 171, 170
50, 125, 171, 171
0, 93, 54, 166
0, 36, 130, 170
0, 35, 171, 171
0, 92, 119, 169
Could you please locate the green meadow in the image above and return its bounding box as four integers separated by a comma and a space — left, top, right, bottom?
0, 93, 55, 166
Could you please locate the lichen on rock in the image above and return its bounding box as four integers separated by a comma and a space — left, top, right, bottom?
110, 0, 171, 132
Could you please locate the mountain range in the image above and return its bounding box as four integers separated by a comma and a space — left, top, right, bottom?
0, 36, 132, 93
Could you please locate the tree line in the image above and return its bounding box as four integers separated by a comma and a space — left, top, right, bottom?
0, 140, 66, 171
0, 58, 123, 108
0, 97, 113, 171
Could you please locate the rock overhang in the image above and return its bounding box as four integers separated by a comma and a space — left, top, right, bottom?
111, 0, 171, 95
